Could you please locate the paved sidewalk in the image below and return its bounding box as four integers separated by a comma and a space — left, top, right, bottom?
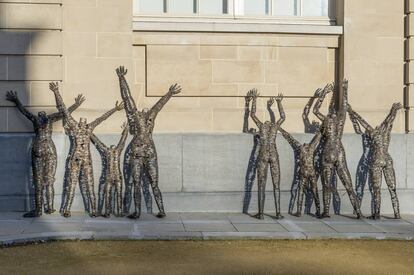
1, 212, 413, 245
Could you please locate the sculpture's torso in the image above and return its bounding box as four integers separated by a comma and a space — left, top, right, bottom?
130, 113, 156, 158
32, 118, 56, 158
322, 115, 343, 164
369, 128, 389, 167
258, 121, 278, 161
106, 148, 121, 180
299, 144, 316, 177
66, 123, 93, 161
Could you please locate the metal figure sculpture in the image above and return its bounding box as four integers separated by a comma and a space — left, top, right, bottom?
296, 89, 340, 215
279, 127, 322, 217
91, 123, 128, 217
6, 90, 84, 218
250, 89, 285, 220
116, 66, 181, 219
349, 110, 374, 212
49, 82, 124, 218
313, 81, 362, 218
347, 103, 402, 219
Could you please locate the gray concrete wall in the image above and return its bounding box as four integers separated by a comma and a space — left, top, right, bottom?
0, 133, 413, 214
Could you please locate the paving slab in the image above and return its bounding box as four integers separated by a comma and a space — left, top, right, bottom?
232, 223, 287, 232
325, 223, 385, 233
288, 222, 337, 233
183, 221, 236, 232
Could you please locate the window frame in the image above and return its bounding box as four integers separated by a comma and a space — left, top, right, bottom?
133, 0, 337, 28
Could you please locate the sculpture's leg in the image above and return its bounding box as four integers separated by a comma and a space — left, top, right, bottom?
44, 154, 57, 214
123, 160, 133, 214
83, 162, 96, 217
255, 159, 268, 220
62, 159, 80, 218
115, 177, 123, 216
270, 157, 283, 219
369, 166, 382, 219
383, 162, 400, 219
337, 158, 362, 219
331, 173, 341, 215
102, 181, 112, 218
128, 159, 143, 219
146, 156, 165, 218
141, 171, 153, 213
310, 175, 321, 217
355, 159, 369, 205
24, 157, 43, 218
321, 164, 334, 218
293, 175, 305, 217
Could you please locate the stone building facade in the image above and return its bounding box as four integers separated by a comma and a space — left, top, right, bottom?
0, 0, 407, 133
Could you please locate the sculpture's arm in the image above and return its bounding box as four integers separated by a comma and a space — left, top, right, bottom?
267, 97, 276, 123
91, 134, 108, 152
5, 91, 37, 123
303, 94, 316, 131
275, 94, 285, 127
117, 122, 129, 150
310, 131, 322, 148
242, 95, 256, 134
279, 127, 301, 150
48, 94, 85, 122
313, 86, 328, 121
250, 90, 263, 128
348, 107, 363, 135
148, 83, 181, 120
49, 82, 77, 127
116, 66, 138, 116
338, 80, 349, 122
347, 105, 373, 132
88, 101, 124, 130
381, 103, 402, 131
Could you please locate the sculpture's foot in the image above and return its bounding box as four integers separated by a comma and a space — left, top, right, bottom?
275, 213, 284, 220
253, 213, 264, 220
62, 211, 71, 218
128, 212, 140, 219
320, 212, 330, 219
395, 214, 401, 219
101, 213, 110, 218
156, 212, 166, 218
45, 209, 56, 214
89, 212, 97, 218
315, 212, 321, 218
292, 212, 301, 217
23, 210, 41, 218
368, 214, 380, 220
356, 211, 364, 219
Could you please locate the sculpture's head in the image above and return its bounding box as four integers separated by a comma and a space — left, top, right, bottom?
264, 121, 271, 127
303, 143, 310, 150
79, 117, 87, 127
37, 111, 48, 124
110, 145, 116, 150
142, 108, 149, 114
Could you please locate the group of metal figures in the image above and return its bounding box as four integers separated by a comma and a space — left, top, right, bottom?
6, 68, 401, 220
243, 81, 401, 220
6, 66, 179, 219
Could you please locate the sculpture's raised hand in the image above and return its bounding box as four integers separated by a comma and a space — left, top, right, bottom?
342, 79, 349, 91
392, 102, 403, 111
49, 82, 59, 93
75, 94, 86, 105
5, 91, 18, 103
168, 83, 182, 95
276, 93, 284, 102
121, 121, 128, 129
115, 101, 125, 111
267, 97, 275, 108
248, 89, 259, 99
116, 66, 128, 77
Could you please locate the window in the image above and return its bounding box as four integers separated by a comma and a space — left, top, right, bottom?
134, 0, 334, 18
273, 0, 298, 16
244, 0, 269, 16
199, 0, 228, 15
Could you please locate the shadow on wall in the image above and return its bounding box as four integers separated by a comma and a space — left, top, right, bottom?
0, 26, 34, 212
